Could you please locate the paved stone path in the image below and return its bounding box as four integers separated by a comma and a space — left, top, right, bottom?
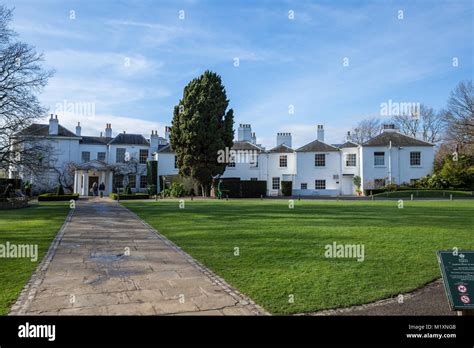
10, 199, 263, 315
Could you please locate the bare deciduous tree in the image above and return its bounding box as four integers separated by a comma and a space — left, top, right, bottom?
347, 117, 383, 144
391, 104, 444, 144
0, 5, 54, 174
443, 80, 474, 147
51, 161, 76, 192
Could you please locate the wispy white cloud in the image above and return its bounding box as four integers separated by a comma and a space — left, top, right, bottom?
12, 22, 87, 40
41, 76, 171, 110
44, 50, 163, 77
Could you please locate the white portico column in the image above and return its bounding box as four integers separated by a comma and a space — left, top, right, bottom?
73, 170, 79, 193
108, 171, 113, 195
82, 172, 89, 196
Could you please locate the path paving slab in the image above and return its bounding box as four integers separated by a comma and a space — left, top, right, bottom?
10, 198, 264, 316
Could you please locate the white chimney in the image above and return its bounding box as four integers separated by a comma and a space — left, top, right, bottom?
317, 125, 324, 142
346, 131, 351, 141
276, 132, 292, 147
75, 122, 81, 136
165, 126, 171, 142
251, 132, 257, 145
382, 124, 397, 132
49, 114, 58, 135
105, 123, 112, 138
150, 130, 159, 152
238, 124, 252, 142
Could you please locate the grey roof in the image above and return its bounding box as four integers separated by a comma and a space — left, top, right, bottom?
339, 141, 359, 148
267, 144, 295, 153
18, 123, 79, 138
157, 144, 174, 153
108, 133, 149, 145
296, 139, 340, 152
363, 131, 434, 147
157, 141, 264, 154
231, 141, 264, 152
80, 136, 111, 145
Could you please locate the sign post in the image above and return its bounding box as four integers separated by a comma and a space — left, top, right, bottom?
437, 250, 474, 316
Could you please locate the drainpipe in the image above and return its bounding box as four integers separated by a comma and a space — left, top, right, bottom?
388, 141, 392, 185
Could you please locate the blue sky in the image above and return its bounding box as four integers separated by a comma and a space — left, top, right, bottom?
5, 0, 473, 148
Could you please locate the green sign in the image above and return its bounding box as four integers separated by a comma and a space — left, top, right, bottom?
437, 250, 474, 310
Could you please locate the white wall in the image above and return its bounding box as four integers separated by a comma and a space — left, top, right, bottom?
294, 151, 341, 195
361, 145, 434, 191
157, 153, 179, 176
221, 153, 267, 180
266, 152, 296, 194
78, 144, 107, 162
108, 144, 149, 164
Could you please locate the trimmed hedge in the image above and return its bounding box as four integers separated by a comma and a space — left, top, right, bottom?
38, 193, 79, 201
220, 179, 267, 198
373, 190, 473, 198
365, 187, 474, 196
241, 180, 266, 198
109, 193, 150, 200
281, 181, 292, 196
221, 179, 241, 198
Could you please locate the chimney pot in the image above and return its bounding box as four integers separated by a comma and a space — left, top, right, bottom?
317, 124, 325, 142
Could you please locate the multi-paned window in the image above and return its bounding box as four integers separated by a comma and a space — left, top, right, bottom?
113, 174, 124, 189
374, 179, 386, 188
116, 148, 126, 163
81, 151, 90, 163
410, 151, 421, 166
301, 183, 307, 190
374, 152, 385, 166
128, 175, 136, 188
315, 154, 326, 167
250, 153, 258, 167
272, 177, 280, 190
97, 152, 106, 161
410, 178, 419, 186
228, 160, 236, 168
346, 153, 356, 167
279, 155, 287, 168
139, 149, 148, 164
250, 177, 258, 181
140, 175, 147, 188
314, 180, 326, 190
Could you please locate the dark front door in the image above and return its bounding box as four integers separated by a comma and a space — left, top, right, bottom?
88, 176, 99, 196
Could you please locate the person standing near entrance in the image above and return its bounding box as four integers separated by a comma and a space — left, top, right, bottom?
92, 182, 98, 196
99, 182, 105, 198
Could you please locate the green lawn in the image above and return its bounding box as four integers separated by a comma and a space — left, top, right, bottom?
123, 199, 474, 315
0, 202, 70, 315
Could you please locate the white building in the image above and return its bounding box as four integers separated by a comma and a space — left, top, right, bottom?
11, 116, 435, 196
